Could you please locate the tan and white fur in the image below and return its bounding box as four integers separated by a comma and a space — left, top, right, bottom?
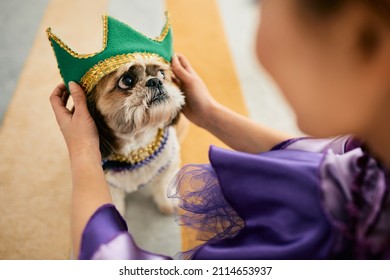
87, 54, 185, 215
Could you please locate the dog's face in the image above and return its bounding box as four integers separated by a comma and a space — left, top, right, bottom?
87, 54, 185, 156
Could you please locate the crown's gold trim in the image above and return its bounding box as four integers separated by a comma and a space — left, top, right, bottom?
80, 52, 169, 93
46, 13, 171, 60
46, 15, 109, 59
107, 128, 165, 164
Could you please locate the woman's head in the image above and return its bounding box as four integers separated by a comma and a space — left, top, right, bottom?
256, 0, 390, 138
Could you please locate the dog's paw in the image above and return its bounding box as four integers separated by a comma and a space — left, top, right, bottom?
154, 196, 176, 215
158, 204, 175, 215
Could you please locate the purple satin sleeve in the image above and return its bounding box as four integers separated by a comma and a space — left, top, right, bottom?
181, 146, 336, 259
79, 204, 171, 260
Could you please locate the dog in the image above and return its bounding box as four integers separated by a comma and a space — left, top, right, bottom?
86, 53, 185, 215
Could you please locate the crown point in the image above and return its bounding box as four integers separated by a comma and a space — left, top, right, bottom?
46, 27, 52, 38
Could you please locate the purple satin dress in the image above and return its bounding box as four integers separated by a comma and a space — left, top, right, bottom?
79, 137, 390, 260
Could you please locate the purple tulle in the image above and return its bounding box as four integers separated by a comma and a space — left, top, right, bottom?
168, 164, 245, 259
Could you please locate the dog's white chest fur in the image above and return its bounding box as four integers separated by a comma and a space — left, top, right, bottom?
104, 126, 180, 215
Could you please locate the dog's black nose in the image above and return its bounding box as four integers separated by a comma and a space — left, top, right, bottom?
146, 78, 163, 88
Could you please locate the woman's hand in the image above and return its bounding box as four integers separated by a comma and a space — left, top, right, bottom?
172, 53, 220, 129
50, 82, 101, 164
172, 53, 291, 153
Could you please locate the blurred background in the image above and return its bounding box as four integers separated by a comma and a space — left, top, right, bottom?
0, 0, 300, 259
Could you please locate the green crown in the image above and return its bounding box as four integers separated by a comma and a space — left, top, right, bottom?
47, 13, 173, 93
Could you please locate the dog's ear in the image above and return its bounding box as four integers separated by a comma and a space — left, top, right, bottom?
86, 91, 118, 158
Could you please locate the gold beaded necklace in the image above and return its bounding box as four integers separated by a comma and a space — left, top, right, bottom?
107, 128, 165, 165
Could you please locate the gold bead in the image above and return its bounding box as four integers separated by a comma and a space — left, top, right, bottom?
106, 128, 166, 164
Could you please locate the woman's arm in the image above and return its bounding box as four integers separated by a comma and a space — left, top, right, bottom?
50, 82, 112, 258
172, 54, 292, 154
205, 103, 292, 154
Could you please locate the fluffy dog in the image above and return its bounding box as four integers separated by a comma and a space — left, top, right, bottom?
86, 53, 185, 215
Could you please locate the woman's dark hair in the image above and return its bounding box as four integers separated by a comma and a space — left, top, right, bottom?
299, 0, 344, 16
298, 0, 390, 20
298, 0, 390, 57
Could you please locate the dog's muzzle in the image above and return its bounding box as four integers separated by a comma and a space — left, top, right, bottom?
146, 78, 167, 105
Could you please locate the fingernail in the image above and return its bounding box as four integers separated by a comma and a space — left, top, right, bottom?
68, 82, 78, 92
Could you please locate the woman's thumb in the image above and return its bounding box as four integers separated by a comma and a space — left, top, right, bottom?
68, 82, 88, 112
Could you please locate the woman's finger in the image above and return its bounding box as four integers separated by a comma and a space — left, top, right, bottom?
172, 54, 192, 82
176, 53, 195, 73
62, 90, 70, 106
68, 82, 89, 115
172, 76, 182, 88
50, 83, 72, 124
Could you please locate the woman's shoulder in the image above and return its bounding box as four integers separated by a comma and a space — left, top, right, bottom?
316, 137, 390, 259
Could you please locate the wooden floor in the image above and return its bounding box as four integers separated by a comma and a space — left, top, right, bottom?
166, 0, 248, 253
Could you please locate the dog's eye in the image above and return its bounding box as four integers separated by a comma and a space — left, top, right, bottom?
159, 70, 165, 79
118, 75, 134, 89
